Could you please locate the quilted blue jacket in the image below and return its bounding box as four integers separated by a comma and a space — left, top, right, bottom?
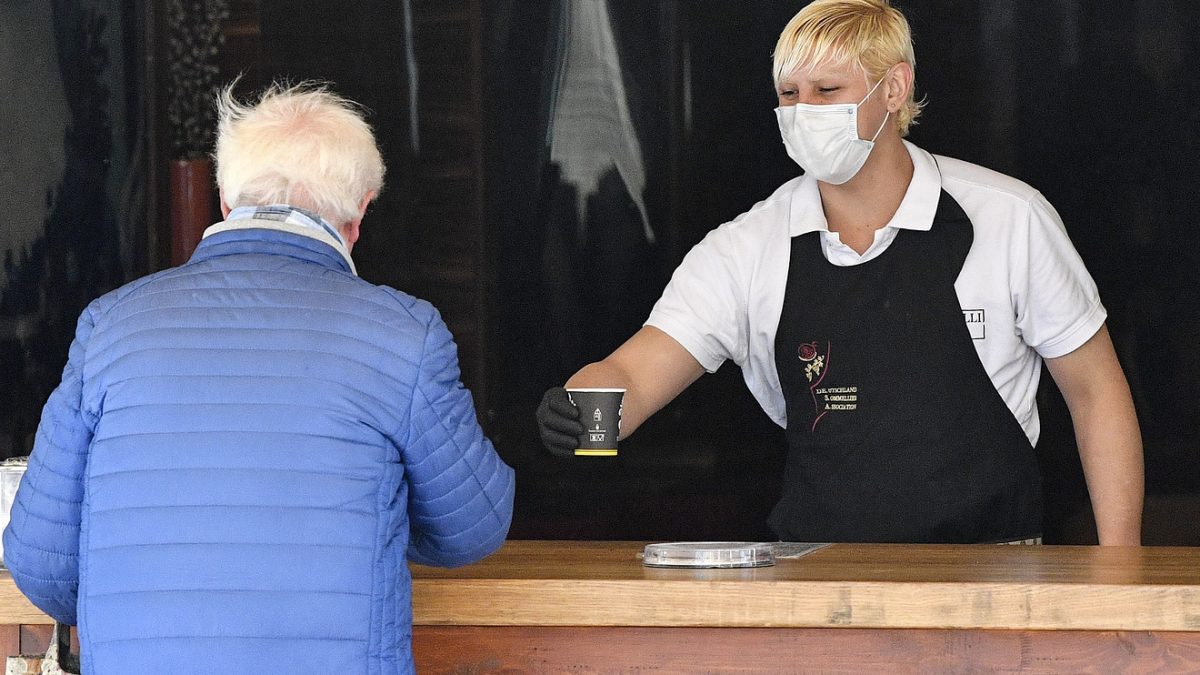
2, 216, 515, 674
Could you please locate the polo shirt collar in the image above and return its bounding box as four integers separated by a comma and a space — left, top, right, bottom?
787, 140, 943, 237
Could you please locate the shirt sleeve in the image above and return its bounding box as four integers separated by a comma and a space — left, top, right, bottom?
645, 223, 753, 372
401, 307, 515, 568
2, 305, 98, 625
1013, 192, 1107, 358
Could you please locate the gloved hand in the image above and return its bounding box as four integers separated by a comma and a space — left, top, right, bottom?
536, 386, 583, 458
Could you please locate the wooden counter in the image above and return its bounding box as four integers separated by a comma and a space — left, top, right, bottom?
5, 542, 1200, 671
410, 541, 1200, 672
0, 570, 60, 659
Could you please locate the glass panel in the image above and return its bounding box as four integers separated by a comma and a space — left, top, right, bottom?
0, 1, 145, 459
484, 1, 1200, 543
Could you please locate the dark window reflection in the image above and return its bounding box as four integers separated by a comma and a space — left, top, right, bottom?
485, 1, 1200, 544
0, 2, 144, 459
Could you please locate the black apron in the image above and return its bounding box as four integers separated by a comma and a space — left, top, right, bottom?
770, 190, 1042, 543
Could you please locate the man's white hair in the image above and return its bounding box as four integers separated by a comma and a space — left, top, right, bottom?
213, 81, 384, 225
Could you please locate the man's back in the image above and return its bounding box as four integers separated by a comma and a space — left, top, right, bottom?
5, 225, 514, 674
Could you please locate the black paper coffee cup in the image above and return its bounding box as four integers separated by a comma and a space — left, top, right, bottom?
566, 388, 625, 456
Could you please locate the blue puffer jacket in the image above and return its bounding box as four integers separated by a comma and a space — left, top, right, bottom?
3, 219, 515, 674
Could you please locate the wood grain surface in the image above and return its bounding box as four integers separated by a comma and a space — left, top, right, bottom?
4, 541, 1200, 641
411, 541, 1200, 631
413, 626, 1200, 674
0, 576, 51, 625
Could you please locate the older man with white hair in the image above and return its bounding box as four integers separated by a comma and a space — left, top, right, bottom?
3, 81, 515, 674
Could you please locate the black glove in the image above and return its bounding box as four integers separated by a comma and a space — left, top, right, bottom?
537, 386, 583, 458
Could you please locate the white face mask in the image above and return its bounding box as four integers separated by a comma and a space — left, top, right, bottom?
775, 76, 890, 185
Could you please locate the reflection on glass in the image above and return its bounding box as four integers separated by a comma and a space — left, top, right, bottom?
0, 2, 143, 459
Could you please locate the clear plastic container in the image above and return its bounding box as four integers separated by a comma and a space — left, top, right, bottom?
0, 457, 29, 565
641, 541, 775, 568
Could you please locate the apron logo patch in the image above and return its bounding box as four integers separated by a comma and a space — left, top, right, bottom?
797, 340, 857, 430
797, 341, 824, 381
963, 309, 986, 339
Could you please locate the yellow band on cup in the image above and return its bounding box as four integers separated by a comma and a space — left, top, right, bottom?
574, 449, 617, 457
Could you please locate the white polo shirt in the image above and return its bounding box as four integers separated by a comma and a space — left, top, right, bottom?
646, 141, 1105, 446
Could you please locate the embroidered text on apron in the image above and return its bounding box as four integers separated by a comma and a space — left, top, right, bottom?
770, 190, 1042, 543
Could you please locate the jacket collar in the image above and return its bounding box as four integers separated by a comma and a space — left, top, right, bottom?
196, 205, 358, 275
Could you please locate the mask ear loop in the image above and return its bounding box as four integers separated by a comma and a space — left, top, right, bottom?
860, 67, 896, 142
857, 73, 888, 106
868, 110, 891, 142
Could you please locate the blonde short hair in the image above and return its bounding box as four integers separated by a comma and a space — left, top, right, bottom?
773, 0, 924, 136
214, 81, 385, 225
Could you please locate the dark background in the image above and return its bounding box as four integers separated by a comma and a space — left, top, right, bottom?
2, 0, 1198, 544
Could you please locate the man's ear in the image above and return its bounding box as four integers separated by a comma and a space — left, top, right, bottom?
219, 188, 232, 219
342, 220, 361, 248
342, 191, 377, 249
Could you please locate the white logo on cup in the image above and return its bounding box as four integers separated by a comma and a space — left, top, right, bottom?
593, 408, 603, 421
